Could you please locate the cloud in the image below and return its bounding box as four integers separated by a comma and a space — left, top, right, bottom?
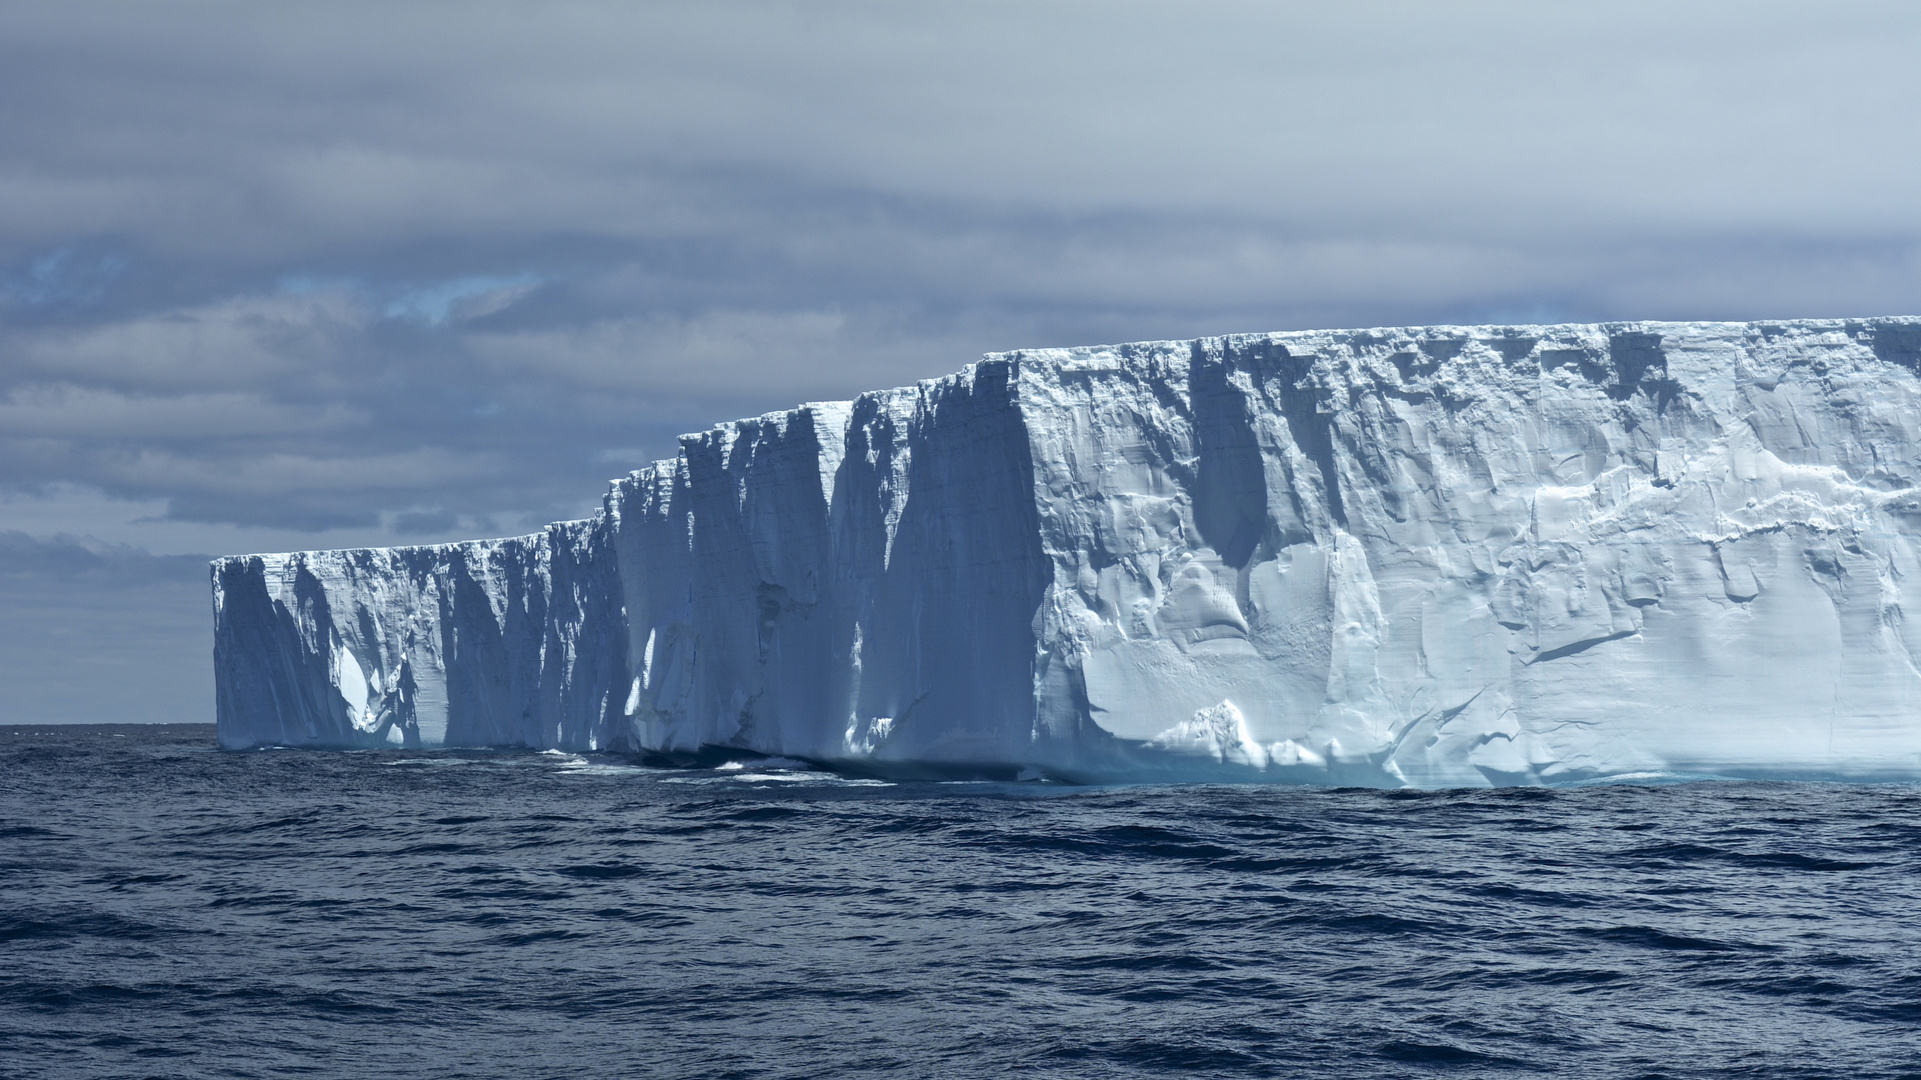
5, 293, 344, 391
385, 274, 543, 324
0, 385, 368, 439
0, 532, 211, 724
4, 1, 1919, 247
0, 530, 207, 587
466, 308, 856, 396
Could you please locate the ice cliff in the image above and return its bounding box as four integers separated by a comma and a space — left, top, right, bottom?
213, 318, 1921, 785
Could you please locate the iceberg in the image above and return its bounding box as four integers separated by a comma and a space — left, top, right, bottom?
213, 318, 1921, 785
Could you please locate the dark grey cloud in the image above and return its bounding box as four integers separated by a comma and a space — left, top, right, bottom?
0, 530, 205, 587
1, 1, 1919, 718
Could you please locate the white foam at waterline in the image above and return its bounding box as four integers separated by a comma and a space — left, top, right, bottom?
659, 770, 891, 786
554, 762, 655, 777
1558, 770, 1747, 787
717, 757, 811, 772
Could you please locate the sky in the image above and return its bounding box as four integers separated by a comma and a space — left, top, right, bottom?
3, 0, 1920, 722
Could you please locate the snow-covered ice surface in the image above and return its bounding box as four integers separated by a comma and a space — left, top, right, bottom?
213, 318, 1921, 786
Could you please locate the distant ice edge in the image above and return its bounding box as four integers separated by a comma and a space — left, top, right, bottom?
212, 318, 1921, 787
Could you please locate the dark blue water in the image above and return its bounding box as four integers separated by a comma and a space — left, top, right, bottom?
5, 725, 1921, 1078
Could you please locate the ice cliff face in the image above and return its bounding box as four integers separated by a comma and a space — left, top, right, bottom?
211, 520, 626, 751
213, 318, 1921, 785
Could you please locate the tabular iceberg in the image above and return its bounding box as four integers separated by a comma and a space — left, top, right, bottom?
213, 318, 1921, 786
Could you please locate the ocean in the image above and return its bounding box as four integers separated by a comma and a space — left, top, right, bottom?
4, 724, 1919, 1078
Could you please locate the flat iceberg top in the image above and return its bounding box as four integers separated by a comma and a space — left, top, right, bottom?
213, 317, 1921, 787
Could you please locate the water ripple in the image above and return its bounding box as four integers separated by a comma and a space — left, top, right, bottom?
5, 725, 1921, 1078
